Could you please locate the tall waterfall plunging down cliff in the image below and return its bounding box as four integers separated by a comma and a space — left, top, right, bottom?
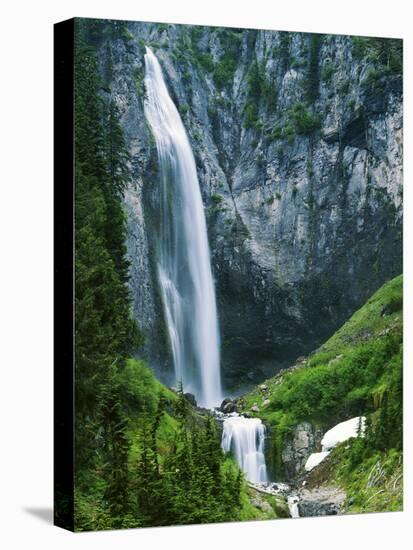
143, 47, 222, 408
221, 416, 268, 483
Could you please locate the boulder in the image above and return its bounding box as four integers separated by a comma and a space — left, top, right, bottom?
220, 398, 232, 411
251, 405, 260, 413
297, 487, 346, 517
184, 393, 197, 407
272, 496, 290, 518
222, 401, 237, 414
281, 422, 323, 479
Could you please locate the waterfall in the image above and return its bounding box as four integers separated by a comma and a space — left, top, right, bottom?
143, 47, 222, 408
221, 416, 268, 483
287, 495, 300, 518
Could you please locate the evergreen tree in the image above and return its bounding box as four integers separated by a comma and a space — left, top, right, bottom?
73, 20, 143, 525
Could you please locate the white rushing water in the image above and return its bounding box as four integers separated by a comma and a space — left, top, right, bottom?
287, 495, 300, 518
221, 416, 268, 483
143, 47, 222, 408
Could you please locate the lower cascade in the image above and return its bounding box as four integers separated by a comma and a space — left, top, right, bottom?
287, 495, 300, 518
221, 416, 268, 483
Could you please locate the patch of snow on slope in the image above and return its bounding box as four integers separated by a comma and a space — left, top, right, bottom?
321, 416, 366, 452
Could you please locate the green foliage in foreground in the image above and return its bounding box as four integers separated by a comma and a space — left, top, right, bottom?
73, 19, 150, 528
75, 375, 276, 530
74, 20, 143, 520
243, 275, 403, 480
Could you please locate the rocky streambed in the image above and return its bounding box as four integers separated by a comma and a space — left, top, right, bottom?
214, 396, 365, 518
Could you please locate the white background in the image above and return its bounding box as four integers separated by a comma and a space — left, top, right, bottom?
0, 0, 411, 548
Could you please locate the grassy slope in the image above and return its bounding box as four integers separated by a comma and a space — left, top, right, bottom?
240, 275, 403, 511
304, 443, 403, 514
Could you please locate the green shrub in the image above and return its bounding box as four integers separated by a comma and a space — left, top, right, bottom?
148, 40, 161, 50
306, 34, 323, 102
247, 60, 278, 113
207, 103, 217, 118
262, 80, 278, 112
279, 32, 292, 71
339, 79, 350, 96
272, 124, 282, 139
133, 67, 145, 97
352, 36, 369, 59
256, 153, 265, 168
306, 160, 314, 177
361, 67, 382, 90
289, 102, 320, 134
156, 23, 169, 33
116, 359, 159, 418
210, 193, 223, 204
214, 53, 237, 89
190, 25, 203, 43
321, 60, 334, 84
283, 124, 295, 143
243, 103, 262, 130
197, 52, 214, 73
276, 145, 284, 159
182, 71, 191, 85
247, 61, 263, 100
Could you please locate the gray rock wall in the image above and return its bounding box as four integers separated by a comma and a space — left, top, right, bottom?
96, 23, 403, 391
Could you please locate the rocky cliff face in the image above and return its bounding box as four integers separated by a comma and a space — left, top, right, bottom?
96, 22, 403, 391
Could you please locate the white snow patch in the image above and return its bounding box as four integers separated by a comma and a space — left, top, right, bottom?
321, 416, 366, 452
305, 451, 330, 472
